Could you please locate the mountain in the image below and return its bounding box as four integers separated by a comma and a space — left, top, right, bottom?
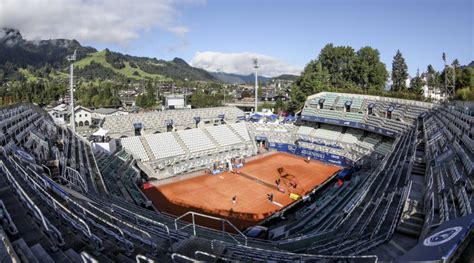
272, 74, 299, 81
74, 49, 216, 81
210, 71, 299, 84
210, 72, 271, 84
0, 28, 96, 69
0, 28, 216, 82
0, 28, 298, 84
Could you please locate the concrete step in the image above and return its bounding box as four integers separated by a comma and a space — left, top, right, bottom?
401, 219, 422, 231
12, 238, 39, 263
30, 243, 54, 263
64, 248, 83, 263
397, 224, 421, 237
0, 228, 15, 263
375, 242, 404, 260
410, 212, 425, 222
388, 239, 408, 254
139, 136, 155, 160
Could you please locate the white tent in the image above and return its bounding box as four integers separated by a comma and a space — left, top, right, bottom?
92, 128, 109, 137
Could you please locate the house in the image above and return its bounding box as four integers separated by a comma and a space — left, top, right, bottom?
421, 73, 448, 101
74, 106, 92, 127
48, 104, 69, 124
164, 95, 190, 110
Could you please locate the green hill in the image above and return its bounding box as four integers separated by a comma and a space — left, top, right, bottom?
75, 50, 170, 81
0, 28, 217, 83
74, 49, 217, 82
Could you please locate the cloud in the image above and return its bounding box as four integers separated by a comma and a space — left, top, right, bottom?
0, 0, 199, 45
191, 51, 302, 77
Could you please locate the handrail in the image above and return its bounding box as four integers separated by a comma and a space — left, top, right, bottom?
7, 156, 153, 250
216, 239, 379, 261
80, 252, 99, 263
136, 254, 156, 263
194, 250, 216, 259
24, 167, 92, 237
194, 251, 232, 262
0, 161, 49, 232
8, 156, 92, 237
64, 166, 88, 193
170, 253, 199, 262
0, 229, 20, 262
111, 203, 170, 239
41, 164, 52, 178
86, 201, 152, 239
174, 211, 247, 246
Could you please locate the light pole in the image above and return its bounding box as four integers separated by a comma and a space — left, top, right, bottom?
253, 58, 259, 113
223, 85, 226, 105
184, 78, 188, 107
67, 50, 77, 132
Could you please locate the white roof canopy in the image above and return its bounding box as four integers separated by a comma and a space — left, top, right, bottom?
92, 128, 109, 137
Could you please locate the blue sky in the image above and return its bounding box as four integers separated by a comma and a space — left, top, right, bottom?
3, 0, 473, 76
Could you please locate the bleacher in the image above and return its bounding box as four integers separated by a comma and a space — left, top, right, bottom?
144, 132, 185, 159
248, 122, 393, 162
176, 129, 216, 153
301, 92, 431, 136
94, 150, 149, 206
419, 105, 473, 239
120, 123, 257, 179
0, 102, 471, 262
205, 125, 243, 147
229, 122, 252, 141
121, 136, 150, 161
102, 107, 245, 138
273, 125, 417, 259
313, 125, 342, 140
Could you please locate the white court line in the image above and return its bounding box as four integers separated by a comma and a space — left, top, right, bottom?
272, 201, 283, 207
219, 176, 225, 179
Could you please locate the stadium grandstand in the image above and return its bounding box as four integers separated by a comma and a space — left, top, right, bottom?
0, 91, 471, 262
101, 107, 245, 138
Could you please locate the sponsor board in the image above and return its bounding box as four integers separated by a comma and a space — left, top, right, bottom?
301, 115, 397, 138
423, 227, 463, 247
267, 142, 353, 167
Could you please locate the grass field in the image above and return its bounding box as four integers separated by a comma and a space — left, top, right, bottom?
75, 50, 170, 81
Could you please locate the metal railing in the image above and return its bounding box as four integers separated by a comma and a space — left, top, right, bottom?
111, 203, 171, 242
136, 254, 156, 263
194, 251, 232, 262
170, 253, 199, 262
8, 157, 95, 242
23, 166, 92, 237
80, 252, 99, 263
0, 229, 20, 263
174, 211, 247, 246
0, 161, 49, 232
62, 166, 88, 193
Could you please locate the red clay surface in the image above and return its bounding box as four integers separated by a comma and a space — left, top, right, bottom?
143, 152, 341, 230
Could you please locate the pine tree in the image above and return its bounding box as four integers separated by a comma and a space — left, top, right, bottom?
426, 65, 439, 89
410, 69, 424, 95
391, 50, 408, 92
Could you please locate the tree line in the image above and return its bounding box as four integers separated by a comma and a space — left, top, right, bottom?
288, 44, 473, 113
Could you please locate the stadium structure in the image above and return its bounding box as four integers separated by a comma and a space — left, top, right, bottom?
0, 92, 472, 262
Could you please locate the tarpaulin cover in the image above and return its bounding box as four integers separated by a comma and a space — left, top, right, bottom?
396, 213, 474, 262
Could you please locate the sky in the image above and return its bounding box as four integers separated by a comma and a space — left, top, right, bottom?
0, 0, 472, 77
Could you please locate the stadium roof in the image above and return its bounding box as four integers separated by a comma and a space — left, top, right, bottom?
94, 107, 120, 115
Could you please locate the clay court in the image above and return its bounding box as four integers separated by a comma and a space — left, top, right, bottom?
143, 152, 341, 230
